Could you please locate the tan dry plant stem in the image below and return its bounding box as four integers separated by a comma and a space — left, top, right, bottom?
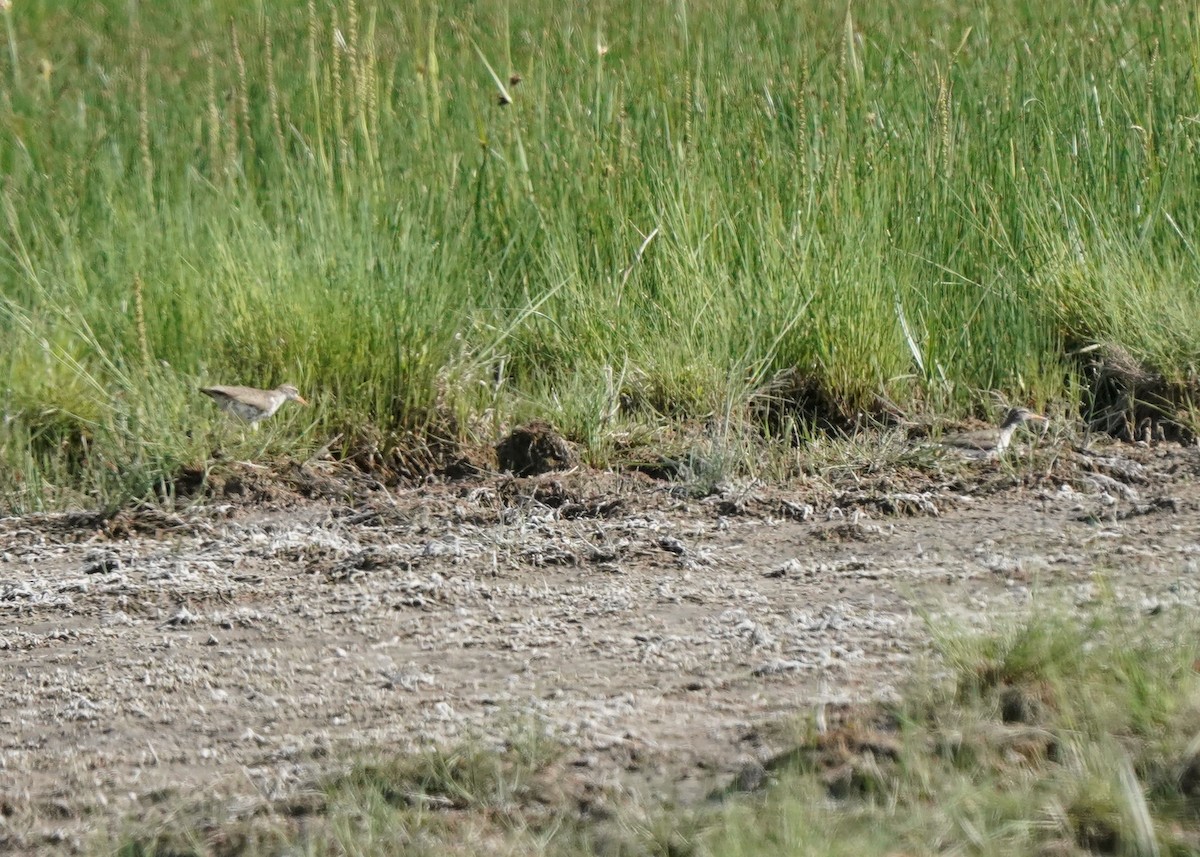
224, 80, 239, 178
331, 7, 346, 172
843, 6, 863, 99
365, 9, 378, 142
937, 69, 952, 175
796, 62, 810, 181
64, 155, 76, 202
138, 49, 153, 203
133, 274, 150, 370
347, 0, 362, 120
204, 43, 221, 178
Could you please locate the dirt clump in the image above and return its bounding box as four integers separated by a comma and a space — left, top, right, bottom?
495, 420, 577, 475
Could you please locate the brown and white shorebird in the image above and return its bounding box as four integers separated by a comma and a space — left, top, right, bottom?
200, 383, 308, 428
940, 407, 1049, 459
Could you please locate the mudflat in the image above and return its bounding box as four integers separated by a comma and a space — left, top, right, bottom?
2, 441, 1193, 852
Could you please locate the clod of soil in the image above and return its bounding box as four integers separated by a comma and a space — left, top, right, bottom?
495, 420, 577, 475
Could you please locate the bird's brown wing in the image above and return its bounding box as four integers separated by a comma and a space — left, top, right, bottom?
200, 385, 265, 403
940, 429, 999, 450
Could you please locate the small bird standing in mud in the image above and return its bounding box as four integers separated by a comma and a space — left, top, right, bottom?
199, 383, 308, 429
940, 407, 1049, 459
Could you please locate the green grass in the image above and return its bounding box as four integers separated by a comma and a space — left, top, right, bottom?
2, 0, 1200, 508
101, 606, 1200, 856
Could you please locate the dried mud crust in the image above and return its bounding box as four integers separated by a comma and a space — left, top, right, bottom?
2, 442, 1199, 851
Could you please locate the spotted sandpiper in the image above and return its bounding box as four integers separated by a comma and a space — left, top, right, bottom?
200, 383, 308, 428
940, 407, 1048, 459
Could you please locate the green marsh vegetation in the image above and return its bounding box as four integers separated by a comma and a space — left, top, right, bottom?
1, 0, 1199, 508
